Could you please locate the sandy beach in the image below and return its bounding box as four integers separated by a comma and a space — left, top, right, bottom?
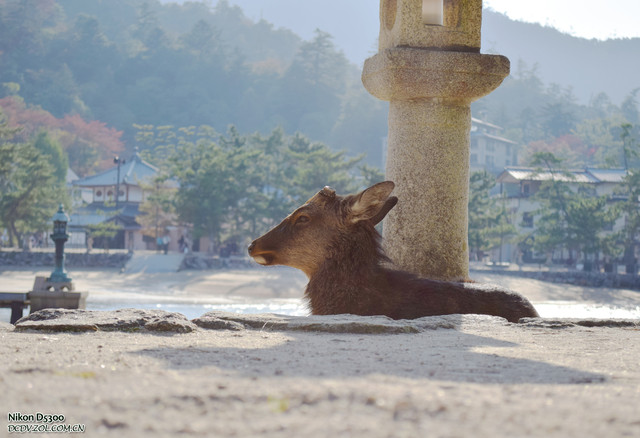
1, 265, 640, 437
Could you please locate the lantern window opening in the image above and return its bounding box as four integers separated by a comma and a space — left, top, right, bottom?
422, 0, 444, 26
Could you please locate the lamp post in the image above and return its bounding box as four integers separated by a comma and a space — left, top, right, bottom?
48, 204, 72, 283
114, 156, 126, 208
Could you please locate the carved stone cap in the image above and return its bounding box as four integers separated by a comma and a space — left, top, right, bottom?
362, 47, 510, 102
379, 0, 483, 52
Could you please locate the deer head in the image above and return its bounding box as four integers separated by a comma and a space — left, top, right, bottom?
248, 181, 398, 277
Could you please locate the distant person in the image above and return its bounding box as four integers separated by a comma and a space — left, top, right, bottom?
163, 235, 170, 254
156, 236, 163, 253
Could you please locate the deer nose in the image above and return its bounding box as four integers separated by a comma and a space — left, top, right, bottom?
247, 241, 255, 255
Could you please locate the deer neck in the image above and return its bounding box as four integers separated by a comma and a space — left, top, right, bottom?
307, 228, 385, 292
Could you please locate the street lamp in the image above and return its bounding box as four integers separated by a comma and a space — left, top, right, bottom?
48, 204, 72, 283
114, 156, 126, 208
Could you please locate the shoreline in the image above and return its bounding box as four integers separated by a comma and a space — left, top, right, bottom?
2, 265, 640, 321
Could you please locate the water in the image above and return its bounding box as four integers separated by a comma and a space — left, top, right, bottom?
85, 301, 639, 320
534, 302, 640, 319
86, 300, 309, 319
3, 298, 639, 323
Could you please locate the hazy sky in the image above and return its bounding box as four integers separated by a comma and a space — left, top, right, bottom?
226, 0, 640, 41
484, 0, 640, 40
223, 0, 640, 64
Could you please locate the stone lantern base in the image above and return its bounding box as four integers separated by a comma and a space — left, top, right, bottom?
29, 276, 88, 314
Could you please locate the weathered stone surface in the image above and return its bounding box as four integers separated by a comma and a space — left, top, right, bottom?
190, 315, 246, 331
520, 318, 640, 329
0, 321, 15, 332
15, 308, 197, 333
192, 311, 501, 334
378, 0, 483, 52
180, 254, 254, 270
362, 48, 510, 102
0, 250, 131, 268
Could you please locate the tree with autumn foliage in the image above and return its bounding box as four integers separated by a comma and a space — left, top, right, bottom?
0, 97, 124, 176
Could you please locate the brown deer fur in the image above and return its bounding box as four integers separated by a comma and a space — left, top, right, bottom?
248, 181, 539, 323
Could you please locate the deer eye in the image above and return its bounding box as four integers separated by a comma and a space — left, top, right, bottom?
294, 214, 310, 225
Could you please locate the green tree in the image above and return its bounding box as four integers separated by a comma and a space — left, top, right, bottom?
86, 220, 122, 253
136, 175, 177, 245
468, 171, 516, 262
283, 133, 361, 204
611, 124, 640, 273
33, 130, 68, 182
163, 124, 364, 248
168, 127, 261, 249
530, 152, 611, 269
359, 164, 385, 189
279, 29, 349, 143
0, 112, 67, 247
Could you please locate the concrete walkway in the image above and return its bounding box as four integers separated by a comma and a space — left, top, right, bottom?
122, 251, 184, 274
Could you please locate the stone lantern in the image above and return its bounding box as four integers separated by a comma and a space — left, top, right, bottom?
48, 204, 72, 283
29, 205, 88, 313
362, 0, 509, 281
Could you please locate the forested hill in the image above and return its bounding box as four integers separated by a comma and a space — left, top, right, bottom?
0, 0, 389, 172
482, 10, 640, 105
0, 0, 638, 177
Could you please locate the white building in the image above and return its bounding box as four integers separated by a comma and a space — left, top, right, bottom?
470, 118, 519, 175
492, 167, 627, 264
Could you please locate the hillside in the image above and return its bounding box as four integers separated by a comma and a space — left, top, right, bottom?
1, 0, 638, 174
482, 10, 640, 104
220, 1, 640, 104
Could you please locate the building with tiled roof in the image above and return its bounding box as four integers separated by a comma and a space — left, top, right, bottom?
68, 151, 178, 251
487, 167, 628, 265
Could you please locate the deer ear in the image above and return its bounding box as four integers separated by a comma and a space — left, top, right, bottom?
348, 181, 396, 224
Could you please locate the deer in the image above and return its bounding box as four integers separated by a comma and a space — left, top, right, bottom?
248, 181, 539, 323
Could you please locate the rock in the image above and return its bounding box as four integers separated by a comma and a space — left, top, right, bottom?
0, 322, 15, 332
519, 318, 578, 329
191, 311, 493, 334
519, 318, 640, 329
190, 315, 246, 331
0, 251, 131, 268
15, 308, 197, 333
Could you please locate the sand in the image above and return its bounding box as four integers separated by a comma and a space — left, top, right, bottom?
1, 266, 640, 437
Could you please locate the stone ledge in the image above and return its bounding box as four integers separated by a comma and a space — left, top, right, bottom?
519, 318, 640, 329
11, 309, 639, 334
0, 251, 131, 268
192, 311, 505, 334
14, 308, 197, 333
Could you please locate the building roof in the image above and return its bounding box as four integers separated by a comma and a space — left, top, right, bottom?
66, 167, 79, 185
585, 168, 628, 183
69, 202, 142, 231
72, 151, 159, 188
471, 117, 502, 131
471, 131, 518, 145
497, 167, 627, 184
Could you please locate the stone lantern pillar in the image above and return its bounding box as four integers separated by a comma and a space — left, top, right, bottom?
29, 205, 88, 314
362, 0, 509, 281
